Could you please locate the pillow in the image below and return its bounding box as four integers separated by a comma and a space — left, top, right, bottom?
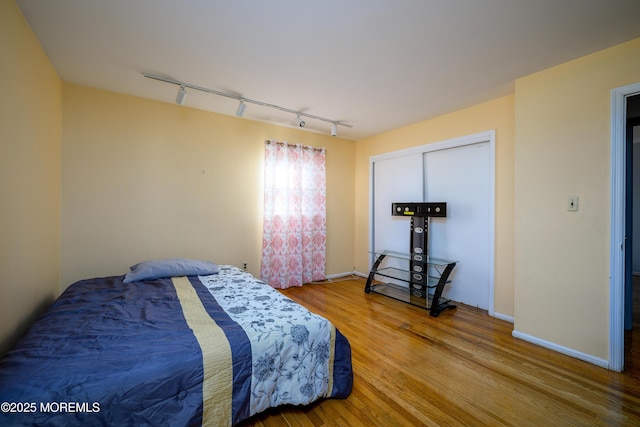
123, 258, 219, 283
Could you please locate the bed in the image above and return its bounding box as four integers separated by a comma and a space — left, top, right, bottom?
0, 261, 353, 426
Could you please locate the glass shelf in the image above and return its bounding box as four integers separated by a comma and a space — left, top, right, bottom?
367, 282, 452, 310
368, 250, 456, 267
373, 267, 449, 289
365, 250, 457, 316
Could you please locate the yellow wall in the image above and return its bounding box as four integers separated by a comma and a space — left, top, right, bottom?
354, 96, 515, 317
514, 38, 640, 360
0, 0, 61, 356
61, 84, 355, 287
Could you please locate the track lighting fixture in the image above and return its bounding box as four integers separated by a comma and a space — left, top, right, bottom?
143, 73, 352, 135
176, 85, 187, 105
235, 100, 246, 117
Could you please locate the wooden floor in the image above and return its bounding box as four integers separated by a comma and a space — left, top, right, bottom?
239, 276, 640, 426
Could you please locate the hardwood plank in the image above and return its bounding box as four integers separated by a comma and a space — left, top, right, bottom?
239, 277, 640, 426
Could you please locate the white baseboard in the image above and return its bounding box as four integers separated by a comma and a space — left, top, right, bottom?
512, 330, 609, 369
325, 271, 366, 280
325, 270, 367, 279
491, 312, 514, 323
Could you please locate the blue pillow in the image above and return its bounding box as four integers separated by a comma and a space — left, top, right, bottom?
123, 258, 219, 283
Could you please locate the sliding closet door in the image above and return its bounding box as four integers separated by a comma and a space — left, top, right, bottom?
372, 153, 423, 281
424, 142, 491, 309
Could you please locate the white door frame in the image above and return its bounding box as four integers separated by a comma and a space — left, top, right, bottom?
610, 82, 640, 372
369, 130, 496, 315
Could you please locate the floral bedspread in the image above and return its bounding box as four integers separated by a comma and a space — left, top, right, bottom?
198, 265, 337, 417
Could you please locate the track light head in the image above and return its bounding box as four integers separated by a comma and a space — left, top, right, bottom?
176, 86, 187, 105
331, 123, 337, 137
295, 114, 305, 127
236, 100, 246, 117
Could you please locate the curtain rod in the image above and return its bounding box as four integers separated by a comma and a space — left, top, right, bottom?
265, 140, 325, 152
142, 73, 352, 129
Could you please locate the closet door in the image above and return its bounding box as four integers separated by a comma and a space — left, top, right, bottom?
372, 153, 423, 282
424, 142, 491, 309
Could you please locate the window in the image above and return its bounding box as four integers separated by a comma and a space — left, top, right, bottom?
260, 140, 326, 288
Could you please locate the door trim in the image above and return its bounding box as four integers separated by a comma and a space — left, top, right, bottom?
369, 130, 496, 315
610, 82, 640, 372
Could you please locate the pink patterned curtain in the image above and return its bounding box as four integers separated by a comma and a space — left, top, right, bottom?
260, 140, 327, 289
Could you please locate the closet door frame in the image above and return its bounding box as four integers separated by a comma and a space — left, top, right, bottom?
369, 130, 496, 316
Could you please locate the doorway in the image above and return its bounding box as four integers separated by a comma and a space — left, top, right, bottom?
611, 83, 640, 372
625, 95, 640, 374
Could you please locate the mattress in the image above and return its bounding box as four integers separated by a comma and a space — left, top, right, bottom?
0, 265, 352, 426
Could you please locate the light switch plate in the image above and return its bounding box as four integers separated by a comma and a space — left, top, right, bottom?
568, 195, 579, 211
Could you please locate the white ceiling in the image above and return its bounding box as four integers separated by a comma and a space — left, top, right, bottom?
16, 0, 640, 140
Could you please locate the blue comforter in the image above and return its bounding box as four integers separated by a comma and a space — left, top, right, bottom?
0, 266, 352, 426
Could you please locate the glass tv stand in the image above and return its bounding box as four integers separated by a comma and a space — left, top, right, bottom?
365, 250, 457, 317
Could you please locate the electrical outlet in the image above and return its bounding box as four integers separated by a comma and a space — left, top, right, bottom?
567, 195, 579, 212
243, 262, 247, 270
